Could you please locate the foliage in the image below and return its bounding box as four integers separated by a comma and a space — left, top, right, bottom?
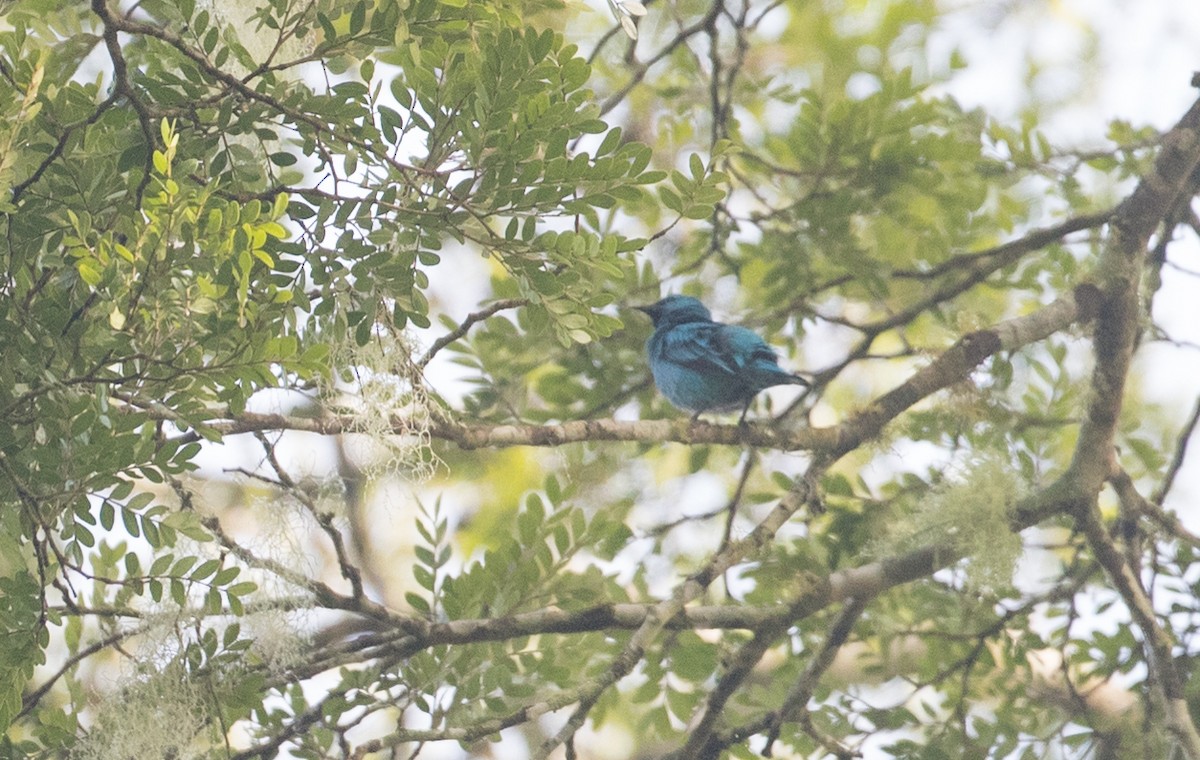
875, 457, 1025, 593
3, 0, 1200, 758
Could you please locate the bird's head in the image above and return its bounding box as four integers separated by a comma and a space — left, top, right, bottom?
635, 295, 712, 328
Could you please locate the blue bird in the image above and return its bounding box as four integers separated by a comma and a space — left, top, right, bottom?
636, 295, 808, 422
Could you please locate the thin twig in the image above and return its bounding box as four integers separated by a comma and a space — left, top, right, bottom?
763, 597, 868, 758
416, 299, 527, 369
1152, 393, 1200, 506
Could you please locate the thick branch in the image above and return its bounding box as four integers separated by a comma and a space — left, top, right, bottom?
1077, 501, 1200, 758
133, 283, 1100, 457
1053, 90, 1200, 757
1067, 93, 1200, 495
821, 284, 1100, 461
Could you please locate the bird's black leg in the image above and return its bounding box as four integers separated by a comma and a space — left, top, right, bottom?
691, 410, 703, 424
737, 400, 752, 427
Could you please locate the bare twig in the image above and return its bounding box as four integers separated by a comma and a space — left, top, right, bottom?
763, 596, 869, 758
416, 299, 528, 369
1152, 393, 1200, 506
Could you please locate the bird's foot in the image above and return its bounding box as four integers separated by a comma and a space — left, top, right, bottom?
735, 417, 753, 444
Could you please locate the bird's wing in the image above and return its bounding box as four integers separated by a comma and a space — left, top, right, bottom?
657, 322, 743, 377
717, 325, 781, 370
718, 325, 808, 386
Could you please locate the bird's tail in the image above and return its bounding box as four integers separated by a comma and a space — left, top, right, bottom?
758, 366, 809, 388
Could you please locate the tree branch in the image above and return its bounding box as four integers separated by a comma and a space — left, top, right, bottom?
763, 596, 869, 759
89, 2, 436, 184
535, 463, 822, 759
128, 282, 1100, 459
91, 0, 156, 204
416, 298, 528, 369
1152, 392, 1200, 506
1076, 498, 1200, 757
1050, 90, 1200, 758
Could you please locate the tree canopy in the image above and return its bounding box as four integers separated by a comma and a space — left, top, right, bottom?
4, 0, 1200, 758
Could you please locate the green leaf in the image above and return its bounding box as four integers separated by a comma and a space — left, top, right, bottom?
660, 186, 683, 213
349, 2, 366, 34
